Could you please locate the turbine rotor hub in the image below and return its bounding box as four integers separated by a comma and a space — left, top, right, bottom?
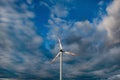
60, 49, 64, 52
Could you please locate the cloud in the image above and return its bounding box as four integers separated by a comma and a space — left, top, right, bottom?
40, 1, 51, 10
46, 0, 120, 79
98, 0, 120, 43
0, 0, 49, 79
39, 1, 68, 18
26, 0, 33, 5
52, 4, 68, 18
0, 0, 120, 80
98, 1, 104, 6
108, 74, 120, 80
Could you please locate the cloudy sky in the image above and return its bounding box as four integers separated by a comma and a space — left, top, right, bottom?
0, 0, 120, 80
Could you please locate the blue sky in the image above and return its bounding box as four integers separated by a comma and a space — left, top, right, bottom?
0, 0, 120, 80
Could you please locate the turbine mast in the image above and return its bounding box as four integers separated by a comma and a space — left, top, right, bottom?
60, 52, 62, 80
51, 38, 77, 80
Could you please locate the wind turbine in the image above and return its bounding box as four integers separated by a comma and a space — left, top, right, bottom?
51, 38, 77, 80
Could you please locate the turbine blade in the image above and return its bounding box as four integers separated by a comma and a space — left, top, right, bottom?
51, 52, 61, 63
58, 38, 63, 50
64, 51, 77, 56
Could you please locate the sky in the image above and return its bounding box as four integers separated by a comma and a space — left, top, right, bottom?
0, 0, 120, 80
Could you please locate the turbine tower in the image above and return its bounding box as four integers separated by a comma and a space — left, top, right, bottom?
51, 38, 77, 80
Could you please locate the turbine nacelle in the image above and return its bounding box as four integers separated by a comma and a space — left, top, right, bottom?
59, 49, 64, 52
51, 38, 77, 63
51, 38, 77, 80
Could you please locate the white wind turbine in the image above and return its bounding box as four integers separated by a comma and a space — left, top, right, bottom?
51, 38, 77, 80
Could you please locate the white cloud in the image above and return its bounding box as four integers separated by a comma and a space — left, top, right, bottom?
40, 1, 50, 9
46, 0, 120, 79
0, 0, 44, 77
0, 78, 18, 80
98, 0, 120, 43
72, 20, 93, 35
52, 4, 68, 18
108, 74, 120, 80
98, 1, 104, 6
0, 0, 116, 79
26, 0, 33, 4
